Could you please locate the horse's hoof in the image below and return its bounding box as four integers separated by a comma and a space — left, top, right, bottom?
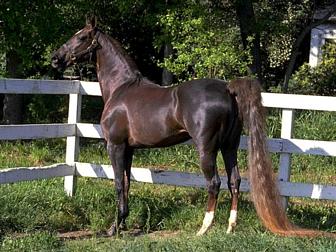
119, 221, 127, 231
106, 225, 117, 237
106, 222, 128, 237
196, 229, 206, 236
226, 226, 233, 234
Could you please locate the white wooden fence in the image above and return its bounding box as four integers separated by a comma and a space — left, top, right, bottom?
0, 78, 336, 204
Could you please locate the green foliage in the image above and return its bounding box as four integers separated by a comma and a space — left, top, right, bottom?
26, 95, 68, 123
289, 42, 336, 95
254, 0, 316, 85
0, 1, 69, 77
155, 3, 251, 81
0, 1, 334, 86
0, 54, 5, 77
258, 1, 312, 65
1, 0, 334, 123
267, 34, 295, 69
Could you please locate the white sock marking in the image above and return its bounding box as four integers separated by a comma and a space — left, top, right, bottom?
197, 211, 214, 236
226, 210, 238, 234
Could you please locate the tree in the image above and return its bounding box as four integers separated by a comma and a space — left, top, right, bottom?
1, 0, 333, 125
162, 44, 174, 85
0, 0, 67, 123
0, 0, 169, 122
234, 0, 262, 81
155, 1, 251, 81
3, 51, 23, 124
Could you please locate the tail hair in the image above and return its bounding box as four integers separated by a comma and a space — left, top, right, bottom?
228, 78, 335, 238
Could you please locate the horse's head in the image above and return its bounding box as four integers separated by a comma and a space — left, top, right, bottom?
51, 17, 100, 70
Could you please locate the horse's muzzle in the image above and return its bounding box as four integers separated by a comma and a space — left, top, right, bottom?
51, 54, 60, 68
51, 53, 68, 70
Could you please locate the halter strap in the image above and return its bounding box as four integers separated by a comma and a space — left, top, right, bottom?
70, 31, 100, 62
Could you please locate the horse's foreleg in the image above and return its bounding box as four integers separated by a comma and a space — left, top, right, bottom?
106, 142, 133, 236
223, 151, 241, 234
120, 147, 133, 230
197, 151, 221, 236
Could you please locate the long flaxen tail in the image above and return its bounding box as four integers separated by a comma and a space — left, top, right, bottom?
228, 78, 335, 238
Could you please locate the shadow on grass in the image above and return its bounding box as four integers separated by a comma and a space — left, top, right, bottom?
288, 203, 336, 231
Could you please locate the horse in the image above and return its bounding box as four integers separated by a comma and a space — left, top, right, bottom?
52, 17, 334, 238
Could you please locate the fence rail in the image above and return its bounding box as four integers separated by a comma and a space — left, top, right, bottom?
0, 78, 335, 203
0, 124, 75, 140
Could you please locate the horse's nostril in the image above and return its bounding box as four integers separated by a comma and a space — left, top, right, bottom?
51, 55, 59, 63
51, 55, 61, 69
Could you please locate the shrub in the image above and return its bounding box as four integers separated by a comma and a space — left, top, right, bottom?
289, 42, 336, 96
154, 5, 252, 82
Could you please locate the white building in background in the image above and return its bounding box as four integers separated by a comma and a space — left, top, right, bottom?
309, 9, 336, 67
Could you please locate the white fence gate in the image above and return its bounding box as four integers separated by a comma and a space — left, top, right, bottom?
0, 78, 335, 204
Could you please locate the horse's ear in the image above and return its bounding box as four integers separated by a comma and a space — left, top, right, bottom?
86, 15, 97, 29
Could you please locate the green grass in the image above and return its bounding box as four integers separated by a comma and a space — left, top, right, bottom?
0, 111, 336, 251
0, 139, 66, 168
1, 178, 336, 251
3, 229, 336, 252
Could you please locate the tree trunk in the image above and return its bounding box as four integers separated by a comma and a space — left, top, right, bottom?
3, 50, 23, 124
234, 0, 262, 82
162, 43, 173, 86
161, 0, 174, 86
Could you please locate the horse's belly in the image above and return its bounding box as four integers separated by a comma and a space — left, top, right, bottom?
128, 130, 191, 148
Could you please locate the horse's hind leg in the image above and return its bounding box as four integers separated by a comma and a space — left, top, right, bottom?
197, 150, 221, 236
106, 142, 134, 236
222, 149, 241, 234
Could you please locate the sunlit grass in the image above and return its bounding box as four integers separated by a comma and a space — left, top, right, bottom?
0, 111, 335, 250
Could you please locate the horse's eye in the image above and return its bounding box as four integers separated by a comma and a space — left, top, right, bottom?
78, 35, 87, 41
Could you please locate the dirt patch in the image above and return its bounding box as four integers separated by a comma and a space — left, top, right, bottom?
56, 229, 180, 240
57, 230, 96, 240
147, 230, 180, 239
5, 228, 181, 241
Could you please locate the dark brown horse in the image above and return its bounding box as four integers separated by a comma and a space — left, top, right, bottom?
52, 17, 334, 238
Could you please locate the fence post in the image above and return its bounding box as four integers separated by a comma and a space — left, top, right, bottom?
278, 109, 295, 209
65, 92, 82, 196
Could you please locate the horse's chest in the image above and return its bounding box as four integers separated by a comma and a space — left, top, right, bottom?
101, 107, 129, 144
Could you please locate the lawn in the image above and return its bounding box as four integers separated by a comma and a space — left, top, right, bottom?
0, 111, 336, 251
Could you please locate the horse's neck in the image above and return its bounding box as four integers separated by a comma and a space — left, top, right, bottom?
96, 35, 139, 102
